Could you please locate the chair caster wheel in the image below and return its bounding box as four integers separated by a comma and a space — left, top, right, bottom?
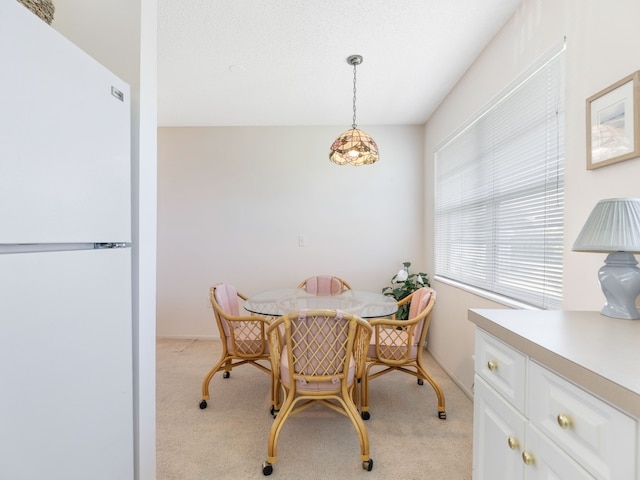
223, 371, 230, 379
362, 459, 373, 471
199, 400, 207, 409
262, 461, 273, 476
417, 378, 424, 385
361, 411, 370, 420
438, 411, 447, 420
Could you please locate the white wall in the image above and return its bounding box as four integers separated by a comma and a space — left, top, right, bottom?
157, 125, 425, 338
424, 0, 640, 396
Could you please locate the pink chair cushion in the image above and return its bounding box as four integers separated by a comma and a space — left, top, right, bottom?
280, 345, 356, 392
305, 276, 342, 295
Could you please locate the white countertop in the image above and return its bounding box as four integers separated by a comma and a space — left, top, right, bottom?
468, 309, 640, 419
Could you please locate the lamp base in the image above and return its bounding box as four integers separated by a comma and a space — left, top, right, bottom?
598, 251, 640, 319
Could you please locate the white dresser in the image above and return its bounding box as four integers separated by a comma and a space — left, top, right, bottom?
468, 309, 640, 480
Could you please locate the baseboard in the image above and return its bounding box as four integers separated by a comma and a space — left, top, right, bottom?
156, 334, 221, 341
425, 346, 474, 401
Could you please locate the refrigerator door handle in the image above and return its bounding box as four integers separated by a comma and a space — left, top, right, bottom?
94, 242, 129, 249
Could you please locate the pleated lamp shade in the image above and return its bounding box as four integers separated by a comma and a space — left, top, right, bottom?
572, 198, 640, 253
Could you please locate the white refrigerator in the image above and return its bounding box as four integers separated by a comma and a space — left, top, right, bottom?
0, 2, 134, 479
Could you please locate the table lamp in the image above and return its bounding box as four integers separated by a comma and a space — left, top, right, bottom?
572, 198, 640, 319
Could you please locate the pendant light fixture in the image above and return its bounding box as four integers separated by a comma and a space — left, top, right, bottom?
329, 55, 379, 166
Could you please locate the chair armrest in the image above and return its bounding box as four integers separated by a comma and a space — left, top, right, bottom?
369, 316, 420, 328
396, 291, 415, 308
224, 314, 271, 325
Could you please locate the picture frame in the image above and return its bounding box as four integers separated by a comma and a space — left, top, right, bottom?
586, 70, 640, 169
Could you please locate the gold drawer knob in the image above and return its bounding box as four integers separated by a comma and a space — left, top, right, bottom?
522, 451, 535, 465
487, 360, 498, 371
557, 414, 572, 429
507, 437, 520, 450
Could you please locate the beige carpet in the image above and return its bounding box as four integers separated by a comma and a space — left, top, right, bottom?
157, 338, 473, 480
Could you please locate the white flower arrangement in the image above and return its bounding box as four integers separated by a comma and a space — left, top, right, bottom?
382, 261, 430, 319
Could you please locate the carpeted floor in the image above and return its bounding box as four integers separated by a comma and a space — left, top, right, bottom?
157, 338, 473, 480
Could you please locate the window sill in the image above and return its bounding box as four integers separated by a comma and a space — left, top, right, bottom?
434, 275, 541, 311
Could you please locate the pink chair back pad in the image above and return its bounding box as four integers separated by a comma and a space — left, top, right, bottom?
408, 287, 431, 320
214, 284, 241, 316
305, 276, 342, 295
213, 285, 234, 342
409, 288, 432, 345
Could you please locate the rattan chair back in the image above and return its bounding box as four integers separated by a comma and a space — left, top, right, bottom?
297, 275, 352, 295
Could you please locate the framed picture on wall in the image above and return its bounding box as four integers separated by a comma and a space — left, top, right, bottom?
586, 70, 640, 169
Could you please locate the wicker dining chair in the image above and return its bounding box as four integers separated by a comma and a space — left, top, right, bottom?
199, 283, 276, 412
361, 287, 446, 420
297, 275, 352, 295
262, 309, 373, 475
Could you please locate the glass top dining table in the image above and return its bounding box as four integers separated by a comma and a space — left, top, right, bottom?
244, 288, 398, 318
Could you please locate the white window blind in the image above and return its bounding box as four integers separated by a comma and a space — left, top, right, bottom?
434, 46, 565, 309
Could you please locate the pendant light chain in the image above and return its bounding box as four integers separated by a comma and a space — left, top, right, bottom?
352, 61, 358, 129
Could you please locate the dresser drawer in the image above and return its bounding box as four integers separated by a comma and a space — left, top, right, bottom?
475, 329, 527, 413
525, 423, 596, 479
528, 361, 637, 480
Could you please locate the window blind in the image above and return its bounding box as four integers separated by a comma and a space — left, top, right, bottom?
434, 46, 565, 309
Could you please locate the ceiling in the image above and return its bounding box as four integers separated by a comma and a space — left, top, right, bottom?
158, 0, 523, 127
50, 0, 524, 128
